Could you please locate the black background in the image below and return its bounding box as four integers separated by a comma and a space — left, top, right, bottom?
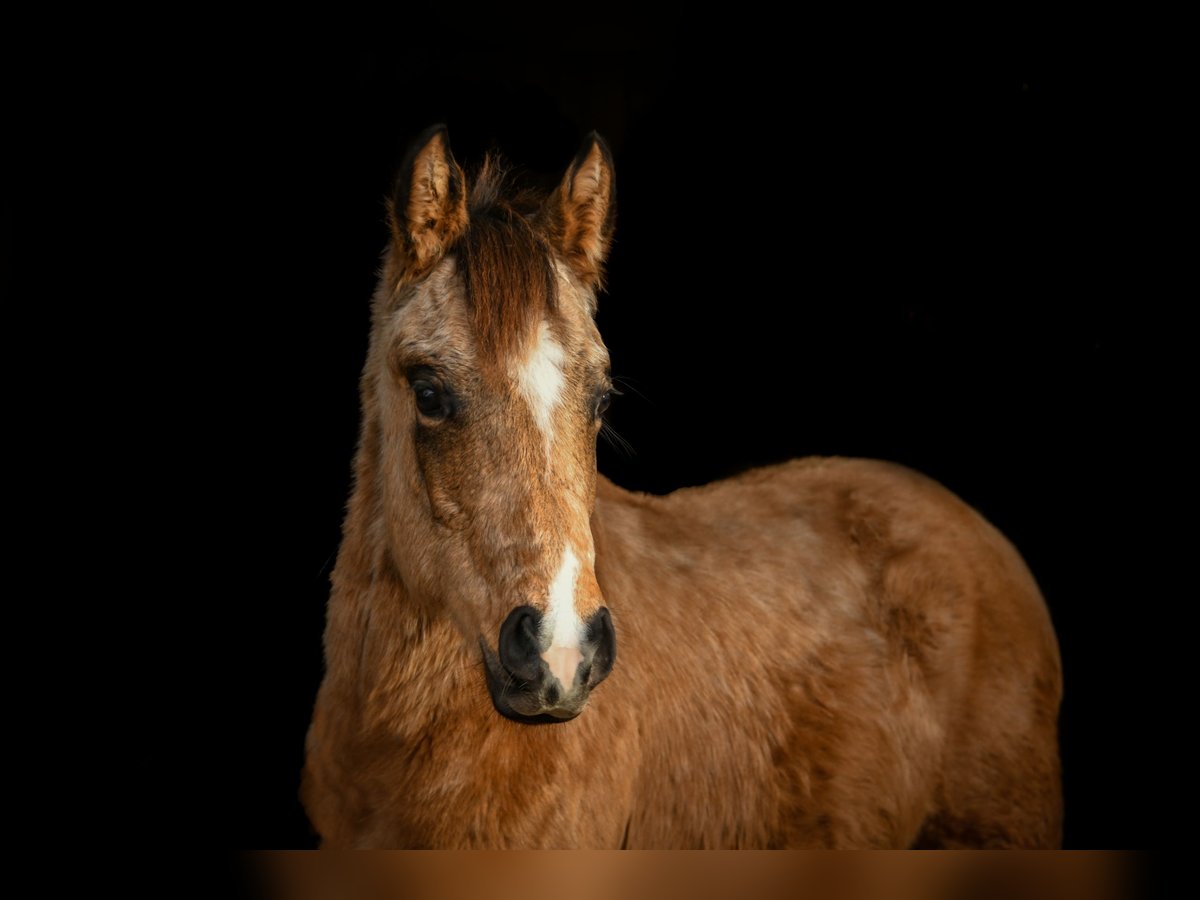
153, 20, 1164, 849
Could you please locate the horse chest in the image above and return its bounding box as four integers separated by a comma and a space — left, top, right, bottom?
358, 713, 637, 848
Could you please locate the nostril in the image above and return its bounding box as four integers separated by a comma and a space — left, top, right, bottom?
498, 605, 544, 683
584, 607, 616, 687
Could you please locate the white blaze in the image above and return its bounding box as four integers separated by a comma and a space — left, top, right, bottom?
516, 320, 585, 688
516, 320, 565, 446
542, 546, 584, 687
545, 546, 582, 646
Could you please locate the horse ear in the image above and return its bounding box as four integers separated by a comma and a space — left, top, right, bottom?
387, 125, 469, 279
545, 132, 616, 287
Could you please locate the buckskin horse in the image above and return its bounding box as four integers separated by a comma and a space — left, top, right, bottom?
301, 127, 1063, 848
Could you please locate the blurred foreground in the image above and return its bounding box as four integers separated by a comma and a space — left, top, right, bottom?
256, 851, 1139, 900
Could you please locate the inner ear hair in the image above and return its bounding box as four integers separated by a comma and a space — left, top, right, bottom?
546, 132, 616, 288
387, 125, 469, 284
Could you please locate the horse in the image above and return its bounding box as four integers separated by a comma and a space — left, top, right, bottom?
301, 126, 1063, 848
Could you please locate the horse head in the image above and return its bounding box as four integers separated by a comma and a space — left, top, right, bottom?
365, 126, 618, 721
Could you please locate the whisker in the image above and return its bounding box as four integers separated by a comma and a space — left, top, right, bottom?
600, 419, 636, 457
612, 375, 653, 405
316, 548, 338, 578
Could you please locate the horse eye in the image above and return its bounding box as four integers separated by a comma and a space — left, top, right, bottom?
412, 379, 449, 419
595, 390, 613, 418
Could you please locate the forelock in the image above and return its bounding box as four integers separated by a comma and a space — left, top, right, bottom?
456, 157, 558, 366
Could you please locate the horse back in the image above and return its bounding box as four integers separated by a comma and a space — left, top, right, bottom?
591, 457, 1062, 847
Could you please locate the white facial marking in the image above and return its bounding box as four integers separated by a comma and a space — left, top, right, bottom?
544, 645, 582, 692
544, 546, 582, 647
515, 320, 565, 447
541, 546, 585, 688
544, 547, 585, 686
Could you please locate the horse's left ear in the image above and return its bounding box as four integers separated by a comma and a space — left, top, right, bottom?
545, 132, 616, 288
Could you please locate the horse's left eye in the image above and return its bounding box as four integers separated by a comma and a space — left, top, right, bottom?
595, 390, 613, 418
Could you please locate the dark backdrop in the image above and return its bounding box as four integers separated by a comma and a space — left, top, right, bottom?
197, 24, 1159, 848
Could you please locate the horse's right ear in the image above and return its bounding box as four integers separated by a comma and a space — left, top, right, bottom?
387, 125, 469, 280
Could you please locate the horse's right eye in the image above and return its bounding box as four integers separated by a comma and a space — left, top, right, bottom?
411, 378, 451, 420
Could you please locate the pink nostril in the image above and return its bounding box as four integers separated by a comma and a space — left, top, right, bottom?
543, 645, 583, 688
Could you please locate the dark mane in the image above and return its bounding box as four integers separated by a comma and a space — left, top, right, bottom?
456, 156, 558, 364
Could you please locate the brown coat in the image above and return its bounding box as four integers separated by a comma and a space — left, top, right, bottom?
301, 129, 1062, 848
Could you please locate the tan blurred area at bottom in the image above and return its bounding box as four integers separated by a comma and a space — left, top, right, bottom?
257, 851, 1138, 900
